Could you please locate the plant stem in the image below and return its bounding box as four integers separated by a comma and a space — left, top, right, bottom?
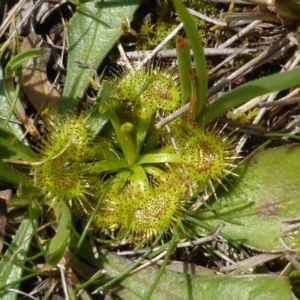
173, 0, 207, 117
176, 36, 192, 106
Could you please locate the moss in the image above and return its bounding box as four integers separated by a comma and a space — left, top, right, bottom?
133, 0, 216, 50
227, 108, 259, 124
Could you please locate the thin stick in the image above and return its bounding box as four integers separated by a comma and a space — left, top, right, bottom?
75, 60, 100, 86
258, 96, 300, 107
58, 264, 70, 300
0, 0, 44, 51
217, 20, 261, 49
123, 47, 256, 61
0, 115, 22, 124
130, 250, 167, 274
208, 36, 295, 97
137, 22, 184, 69
40, 0, 68, 24
117, 42, 133, 70
208, 44, 250, 75
202, 0, 254, 3
187, 8, 226, 26
117, 224, 224, 256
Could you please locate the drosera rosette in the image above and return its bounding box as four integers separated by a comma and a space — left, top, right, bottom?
85, 60, 241, 244
32, 111, 107, 211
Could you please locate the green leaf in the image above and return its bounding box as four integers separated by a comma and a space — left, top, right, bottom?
198, 66, 300, 125
0, 128, 35, 161
203, 145, 300, 251
100, 250, 294, 300
84, 81, 115, 137
61, 0, 143, 112
136, 109, 156, 155
136, 153, 182, 165
45, 199, 71, 266
75, 240, 293, 299
0, 159, 32, 187
0, 66, 28, 141
17, 183, 42, 199
131, 165, 151, 194
104, 106, 137, 166
0, 204, 40, 300
87, 158, 128, 173
5, 48, 45, 78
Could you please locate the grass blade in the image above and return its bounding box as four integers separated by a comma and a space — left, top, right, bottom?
0, 204, 40, 299
198, 66, 300, 125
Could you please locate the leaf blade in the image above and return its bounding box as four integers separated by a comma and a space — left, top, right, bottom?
61, 0, 143, 112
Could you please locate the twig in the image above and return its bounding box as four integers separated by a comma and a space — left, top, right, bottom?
117, 42, 133, 70
237, 52, 300, 113
58, 264, 70, 300
6, 289, 39, 300
187, 8, 226, 26
75, 60, 100, 86
235, 52, 300, 151
0, 116, 22, 124
208, 44, 250, 75
220, 253, 281, 273
222, 12, 281, 25
40, 0, 68, 24
0, 0, 44, 51
130, 250, 168, 274
121, 47, 256, 61
252, 51, 300, 123
217, 20, 261, 48
259, 96, 300, 107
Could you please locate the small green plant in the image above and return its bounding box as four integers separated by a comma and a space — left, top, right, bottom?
86, 65, 238, 242
227, 107, 259, 124
1, 0, 300, 298
1, 0, 299, 248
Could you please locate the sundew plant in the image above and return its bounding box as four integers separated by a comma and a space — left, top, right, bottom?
1, 0, 300, 299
